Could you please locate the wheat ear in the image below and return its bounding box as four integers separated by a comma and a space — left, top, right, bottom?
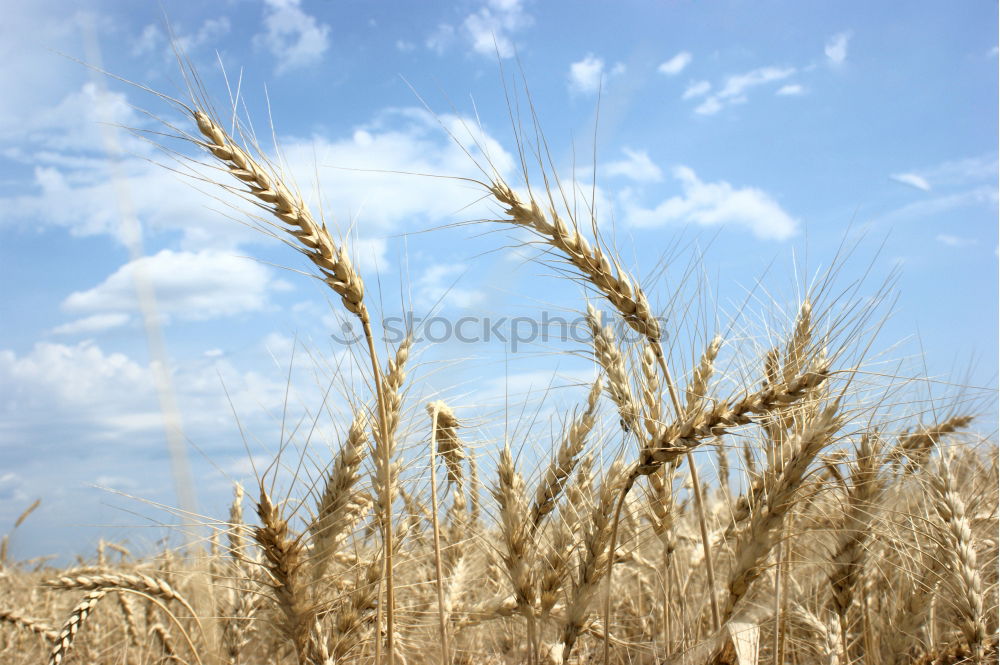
489, 181, 660, 341
683, 335, 725, 630
254, 486, 314, 663
723, 404, 841, 622
492, 442, 538, 661
929, 453, 986, 658
192, 111, 367, 324
44, 572, 197, 620
310, 415, 368, 581
827, 432, 883, 653
49, 590, 106, 665
586, 305, 638, 432
0, 606, 58, 642
635, 361, 831, 477
530, 378, 602, 534
894, 415, 974, 471
192, 107, 401, 661
560, 460, 627, 664
228, 482, 245, 562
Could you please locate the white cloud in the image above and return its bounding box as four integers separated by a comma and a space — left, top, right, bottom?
62, 250, 290, 322
659, 51, 692, 76
825, 31, 851, 66
694, 97, 723, 115
254, 0, 331, 74
936, 234, 975, 247
51, 313, 130, 336
1, 92, 513, 253
689, 66, 796, 115
569, 54, 609, 94
621, 166, 799, 240
0, 339, 292, 448
682, 80, 711, 100
776, 84, 805, 96
414, 264, 484, 311
604, 148, 663, 183
890, 173, 931, 191
718, 67, 796, 98
20, 83, 142, 153
0, 5, 102, 141
461, 0, 533, 58
0, 341, 153, 422
294, 108, 515, 232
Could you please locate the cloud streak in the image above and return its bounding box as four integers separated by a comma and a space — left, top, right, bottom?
891, 173, 931, 191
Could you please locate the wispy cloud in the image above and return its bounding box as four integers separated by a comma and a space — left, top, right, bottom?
414, 263, 484, 310
719, 67, 797, 98
825, 31, 851, 66
426, 23, 456, 54
254, 0, 331, 74
51, 313, 130, 336
621, 166, 798, 240
682, 80, 711, 99
886, 155, 998, 196
133, 18, 231, 58
460, 0, 533, 58
936, 234, 976, 247
604, 148, 663, 183
690, 66, 796, 115
658, 51, 692, 76
776, 84, 805, 96
890, 173, 931, 191
694, 97, 723, 115
876, 187, 998, 225
568, 54, 624, 94
920, 154, 998, 187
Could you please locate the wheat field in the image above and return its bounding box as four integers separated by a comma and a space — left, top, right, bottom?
0, 63, 997, 665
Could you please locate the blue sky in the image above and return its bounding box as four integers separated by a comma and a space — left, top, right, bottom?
0, 0, 996, 560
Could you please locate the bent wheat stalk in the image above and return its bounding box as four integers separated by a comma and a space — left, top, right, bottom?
189, 106, 399, 663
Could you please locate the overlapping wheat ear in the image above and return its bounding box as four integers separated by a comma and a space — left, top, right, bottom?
43, 572, 197, 621
254, 486, 314, 663
0, 606, 58, 642
479, 174, 684, 415
49, 590, 106, 665
929, 453, 986, 659
187, 105, 404, 663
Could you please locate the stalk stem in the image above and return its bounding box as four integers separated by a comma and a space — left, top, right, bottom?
428, 406, 451, 665
363, 316, 394, 665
